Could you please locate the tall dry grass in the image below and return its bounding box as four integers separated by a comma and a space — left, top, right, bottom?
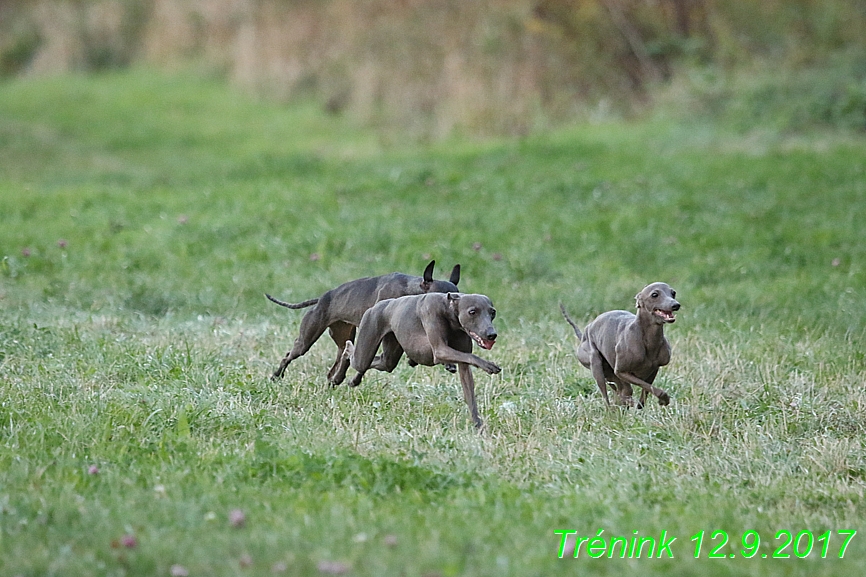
2, 0, 864, 136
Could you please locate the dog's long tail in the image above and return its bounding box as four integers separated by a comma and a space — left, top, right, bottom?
559, 303, 583, 340
265, 293, 319, 309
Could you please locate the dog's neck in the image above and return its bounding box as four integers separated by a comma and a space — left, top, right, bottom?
635, 306, 666, 350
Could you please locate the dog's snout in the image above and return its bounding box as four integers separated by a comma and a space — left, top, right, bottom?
486, 331, 498, 341
671, 302, 681, 311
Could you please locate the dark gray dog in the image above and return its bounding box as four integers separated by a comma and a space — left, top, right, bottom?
267, 260, 460, 384
561, 282, 680, 408
343, 292, 500, 428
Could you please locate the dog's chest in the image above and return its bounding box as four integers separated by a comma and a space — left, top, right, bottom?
614, 332, 671, 375
640, 337, 670, 364
447, 330, 473, 353
626, 351, 668, 378
404, 329, 471, 367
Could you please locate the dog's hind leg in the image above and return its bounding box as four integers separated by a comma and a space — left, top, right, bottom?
346, 333, 403, 387
272, 307, 329, 380
344, 323, 387, 388
370, 333, 404, 373
587, 347, 613, 407
326, 322, 355, 386
610, 378, 635, 407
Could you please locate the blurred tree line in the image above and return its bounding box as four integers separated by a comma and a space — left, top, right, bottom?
2, 0, 864, 135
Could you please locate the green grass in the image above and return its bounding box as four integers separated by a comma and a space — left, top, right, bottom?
1, 69, 866, 576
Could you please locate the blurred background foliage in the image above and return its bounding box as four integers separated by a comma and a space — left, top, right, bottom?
1, 0, 865, 137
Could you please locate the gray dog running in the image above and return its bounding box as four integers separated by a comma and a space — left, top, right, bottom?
267, 260, 460, 385
343, 292, 500, 428
560, 282, 680, 408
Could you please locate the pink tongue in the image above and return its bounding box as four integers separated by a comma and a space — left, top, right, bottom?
482, 339, 495, 350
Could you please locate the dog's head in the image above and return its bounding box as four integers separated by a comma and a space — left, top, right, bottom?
420, 260, 461, 293
447, 292, 498, 350
635, 282, 680, 324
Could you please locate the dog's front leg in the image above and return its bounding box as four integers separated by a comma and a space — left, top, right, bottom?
430, 343, 500, 375
458, 362, 483, 429
614, 371, 670, 406
635, 368, 659, 409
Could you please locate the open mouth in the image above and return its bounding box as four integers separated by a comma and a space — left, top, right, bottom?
653, 309, 676, 323
469, 331, 496, 350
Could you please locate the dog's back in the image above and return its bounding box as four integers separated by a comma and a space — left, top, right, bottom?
581, 310, 634, 364
374, 272, 458, 301
325, 270, 459, 326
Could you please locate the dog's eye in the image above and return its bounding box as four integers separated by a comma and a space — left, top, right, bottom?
651, 291, 659, 298
671, 290, 676, 298
490, 309, 496, 319
468, 308, 476, 315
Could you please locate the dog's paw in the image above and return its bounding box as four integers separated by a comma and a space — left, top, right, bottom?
483, 361, 501, 375
658, 392, 671, 406
342, 341, 355, 362
615, 395, 635, 408
444, 363, 457, 373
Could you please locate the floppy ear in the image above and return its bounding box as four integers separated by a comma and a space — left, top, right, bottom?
422, 260, 435, 283
634, 292, 642, 310
449, 264, 461, 286
447, 292, 461, 317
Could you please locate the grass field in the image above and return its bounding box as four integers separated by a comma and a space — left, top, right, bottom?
1, 70, 865, 576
